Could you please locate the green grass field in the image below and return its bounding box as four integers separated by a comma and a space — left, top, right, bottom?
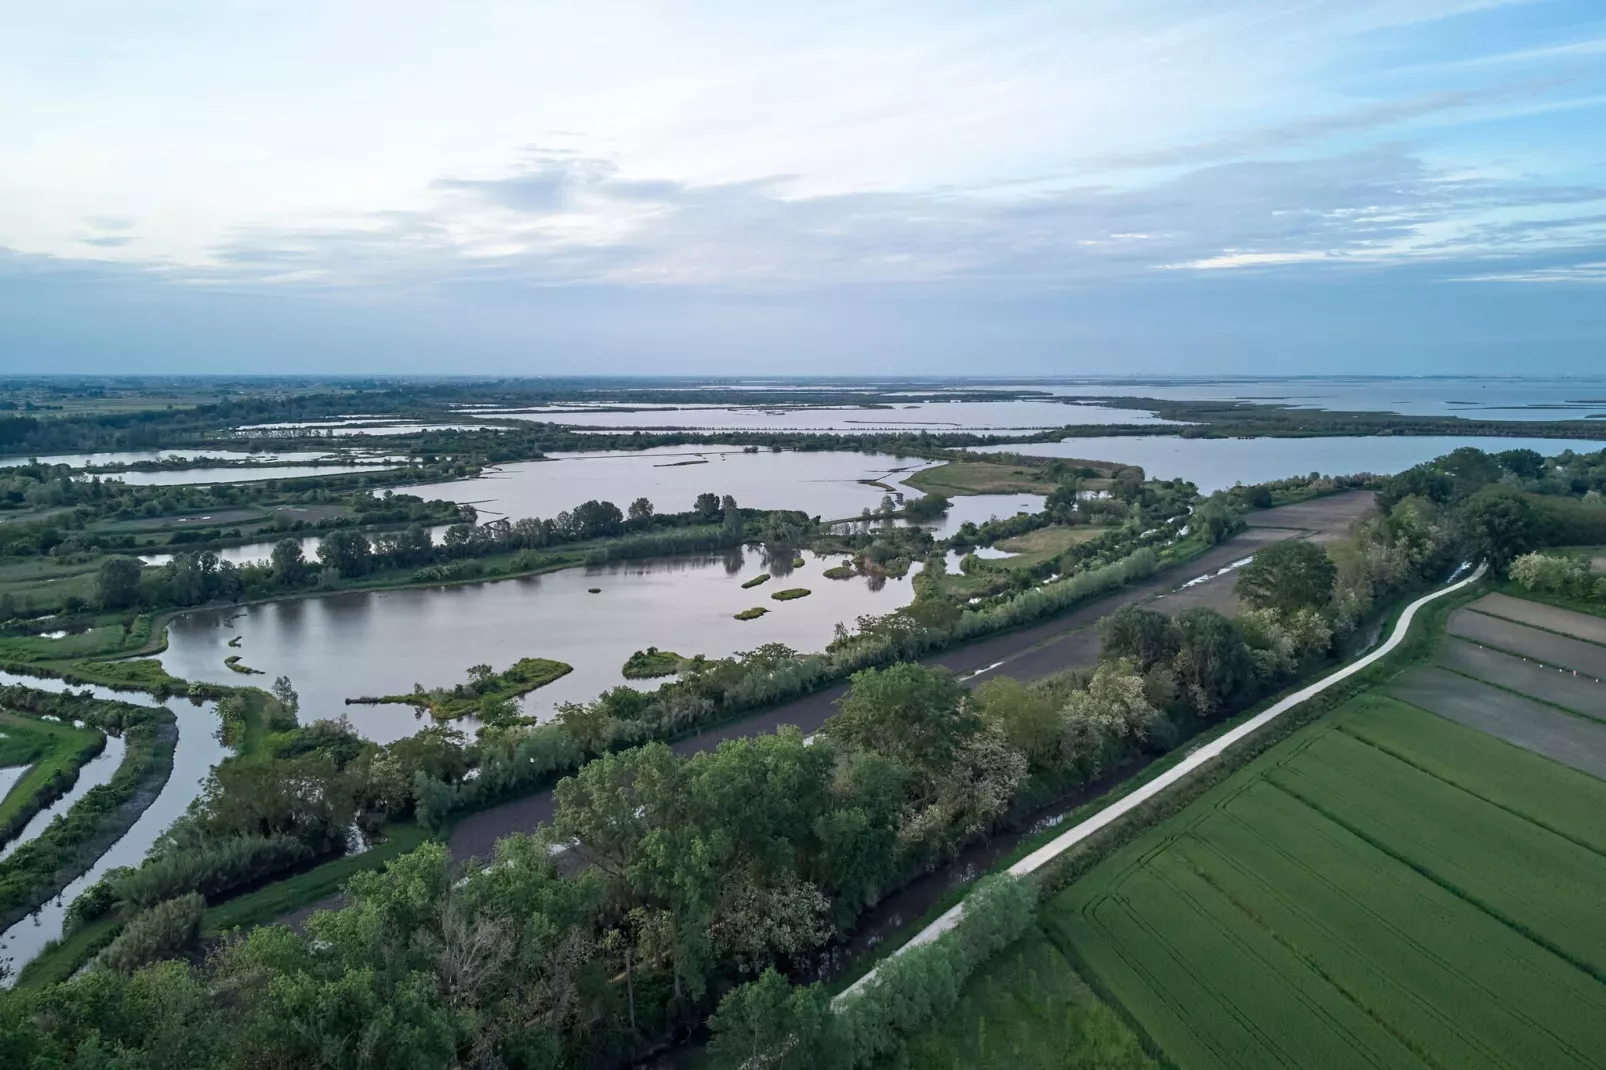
1047, 692, 1606, 1070
888, 926, 1155, 1070
0, 712, 103, 835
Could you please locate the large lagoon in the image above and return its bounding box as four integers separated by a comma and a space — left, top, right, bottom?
973, 434, 1606, 494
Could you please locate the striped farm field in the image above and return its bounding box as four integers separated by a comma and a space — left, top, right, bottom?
1048, 692, 1606, 1070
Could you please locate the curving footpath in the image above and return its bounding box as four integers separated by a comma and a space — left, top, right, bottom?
836, 563, 1487, 1003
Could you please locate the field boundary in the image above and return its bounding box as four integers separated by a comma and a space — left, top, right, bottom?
835, 563, 1487, 1004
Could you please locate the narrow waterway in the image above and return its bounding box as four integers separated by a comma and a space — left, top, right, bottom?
0, 672, 229, 980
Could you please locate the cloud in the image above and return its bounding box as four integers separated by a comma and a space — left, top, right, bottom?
176, 143, 1604, 297
1084, 91, 1489, 171
80, 235, 136, 248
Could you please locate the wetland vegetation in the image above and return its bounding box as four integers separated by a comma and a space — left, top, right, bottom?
4, 376, 1606, 1066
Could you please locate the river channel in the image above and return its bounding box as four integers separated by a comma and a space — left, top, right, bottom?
0, 672, 229, 980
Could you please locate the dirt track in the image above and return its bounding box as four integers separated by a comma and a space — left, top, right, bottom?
1392, 665, 1606, 780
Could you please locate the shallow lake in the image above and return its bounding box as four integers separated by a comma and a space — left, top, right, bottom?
493, 399, 1173, 434
140, 523, 456, 568
396, 448, 940, 522
108, 463, 410, 486
158, 549, 914, 744
973, 434, 1606, 494
3, 449, 340, 469
1002, 376, 1606, 423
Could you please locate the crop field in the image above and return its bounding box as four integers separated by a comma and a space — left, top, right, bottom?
1048, 691, 1606, 1070
1436, 637, 1606, 721
1393, 664, 1606, 779
1240, 490, 1376, 542
1448, 607, 1606, 679
1470, 591, 1606, 647
889, 926, 1155, 1070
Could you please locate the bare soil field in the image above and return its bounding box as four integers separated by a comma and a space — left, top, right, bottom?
1438, 638, 1606, 722
1242, 490, 1376, 542
1448, 608, 1606, 679
1392, 665, 1606, 780
1470, 591, 1606, 647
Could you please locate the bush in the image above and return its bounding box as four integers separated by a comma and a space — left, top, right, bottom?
110, 834, 315, 910
772, 588, 812, 601
94, 892, 205, 973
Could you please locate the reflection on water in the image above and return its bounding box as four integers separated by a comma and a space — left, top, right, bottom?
1031, 376, 1606, 423
396, 449, 941, 521
140, 523, 455, 568
487, 399, 1174, 434
910, 493, 1047, 538
1, 449, 335, 469
160, 551, 915, 744
975, 434, 1606, 495
107, 463, 410, 486
0, 680, 228, 980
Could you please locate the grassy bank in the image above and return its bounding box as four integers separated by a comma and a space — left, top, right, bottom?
0, 713, 105, 844
349, 657, 573, 719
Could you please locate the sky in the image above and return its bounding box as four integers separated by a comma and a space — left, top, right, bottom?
1, 0, 1604, 376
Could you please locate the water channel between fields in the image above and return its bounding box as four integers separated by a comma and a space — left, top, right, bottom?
0, 672, 228, 980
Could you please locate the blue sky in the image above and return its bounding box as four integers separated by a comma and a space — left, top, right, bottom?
2, 0, 1603, 375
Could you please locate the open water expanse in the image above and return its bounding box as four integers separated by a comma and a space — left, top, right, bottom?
159, 549, 914, 744
485, 399, 1175, 434
974, 434, 1606, 494
397, 447, 941, 521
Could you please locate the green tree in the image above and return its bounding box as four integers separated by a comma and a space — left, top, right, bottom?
1194, 494, 1242, 545
628, 496, 655, 524
1172, 608, 1251, 715
707, 968, 832, 1069
1457, 485, 1546, 572
1234, 539, 1336, 614
95, 554, 143, 609
317, 529, 371, 577
1097, 605, 1179, 671
972, 676, 1060, 768
270, 537, 307, 585
825, 664, 978, 781
694, 492, 722, 520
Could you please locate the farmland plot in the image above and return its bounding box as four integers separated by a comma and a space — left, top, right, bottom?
1050, 695, 1606, 1070
1470, 592, 1606, 647
1436, 638, 1606, 722
1448, 609, 1606, 679
1392, 665, 1606, 779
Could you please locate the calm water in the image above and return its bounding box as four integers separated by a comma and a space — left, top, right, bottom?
996, 376, 1606, 422
2, 449, 339, 469
108, 463, 410, 486
139, 523, 455, 568
911, 492, 1047, 537
159, 550, 914, 743
974, 435, 1606, 494
0, 673, 228, 979
0, 734, 127, 863
486, 399, 1174, 434
397, 448, 941, 522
